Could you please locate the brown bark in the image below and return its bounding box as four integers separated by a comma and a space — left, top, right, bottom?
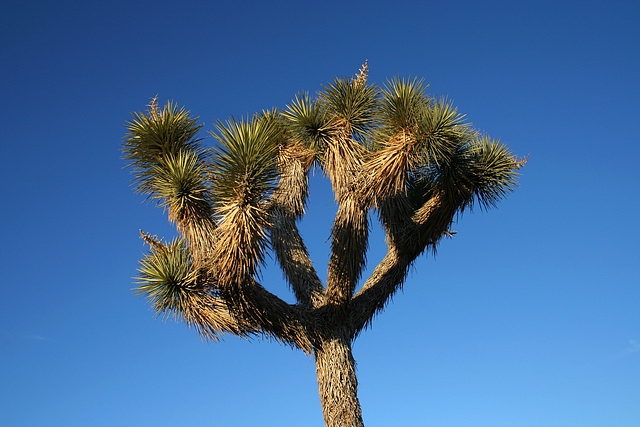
314, 336, 365, 427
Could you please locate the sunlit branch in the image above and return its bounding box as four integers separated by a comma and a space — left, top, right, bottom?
270, 146, 325, 307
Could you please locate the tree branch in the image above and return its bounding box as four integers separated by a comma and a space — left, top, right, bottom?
270, 146, 325, 307
323, 131, 371, 306
349, 246, 410, 335
195, 266, 319, 352
349, 192, 458, 336
326, 197, 369, 305
271, 208, 325, 307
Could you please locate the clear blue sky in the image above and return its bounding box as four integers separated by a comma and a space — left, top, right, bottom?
1, 0, 638, 426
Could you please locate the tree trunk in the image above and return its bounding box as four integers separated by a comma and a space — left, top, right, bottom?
315, 336, 365, 427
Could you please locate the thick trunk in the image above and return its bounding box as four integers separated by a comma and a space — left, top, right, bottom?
315, 336, 364, 427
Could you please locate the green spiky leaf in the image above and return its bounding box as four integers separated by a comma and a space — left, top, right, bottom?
283, 92, 331, 157
379, 76, 429, 132
468, 136, 523, 210
123, 100, 206, 198
134, 237, 197, 319
209, 113, 281, 206
415, 97, 475, 167
319, 77, 379, 142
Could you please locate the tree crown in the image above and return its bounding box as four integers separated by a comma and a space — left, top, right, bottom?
123, 64, 525, 348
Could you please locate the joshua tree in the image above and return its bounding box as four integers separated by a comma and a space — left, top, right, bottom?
123, 62, 525, 427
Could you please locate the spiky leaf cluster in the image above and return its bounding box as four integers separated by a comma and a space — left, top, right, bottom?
408, 135, 522, 214
283, 93, 331, 158
135, 237, 198, 320
150, 150, 213, 223
209, 114, 281, 206
378, 77, 430, 133
466, 136, 523, 210
134, 236, 257, 340
319, 77, 379, 143
123, 100, 207, 199
369, 79, 476, 202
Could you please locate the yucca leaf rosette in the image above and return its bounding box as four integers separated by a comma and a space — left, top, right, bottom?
209, 114, 281, 286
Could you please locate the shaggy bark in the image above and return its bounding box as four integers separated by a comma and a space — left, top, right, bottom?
315, 335, 364, 427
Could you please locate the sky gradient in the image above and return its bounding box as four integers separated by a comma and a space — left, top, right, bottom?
1, 0, 639, 426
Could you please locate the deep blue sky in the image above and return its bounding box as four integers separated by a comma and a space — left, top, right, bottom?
1, 1, 638, 426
